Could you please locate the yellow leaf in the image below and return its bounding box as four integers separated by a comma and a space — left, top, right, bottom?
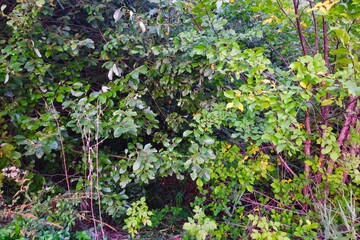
226, 102, 234, 109
230, 0, 235, 3
238, 103, 244, 112
253, 14, 261, 19
321, 99, 334, 106
262, 18, 273, 25
307, 0, 340, 14
300, 81, 307, 89
263, 15, 282, 25
300, 22, 307, 28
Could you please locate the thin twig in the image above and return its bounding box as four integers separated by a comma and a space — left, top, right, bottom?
308, 0, 319, 53
271, 144, 297, 177
95, 102, 105, 238
44, 101, 70, 192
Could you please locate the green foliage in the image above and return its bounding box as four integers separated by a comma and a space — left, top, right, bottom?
123, 197, 153, 238
1, 0, 360, 238
183, 206, 217, 240
73, 231, 92, 240
0, 192, 81, 239
149, 205, 188, 231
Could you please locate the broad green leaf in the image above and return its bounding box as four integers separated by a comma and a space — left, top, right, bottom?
321, 145, 332, 154
329, 48, 349, 55
71, 89, 84, 97
224, 90, 234, 99
196, 178, 203, 187
332, 28, 350, 45
321, 99, 334, 106
114, 127, 127, 137
133, 161, 141, 171
330, 151, 340, 161
183, 130, 192, 137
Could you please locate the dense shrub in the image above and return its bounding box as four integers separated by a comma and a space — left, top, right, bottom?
1, 0, 359, 239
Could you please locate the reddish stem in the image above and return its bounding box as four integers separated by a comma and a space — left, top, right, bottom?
327, 96, 359, 175
292, 0, 307, 55
308, 0, 319, 53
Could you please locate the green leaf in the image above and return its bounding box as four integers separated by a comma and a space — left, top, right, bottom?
224, 90, 234, 99
133, 161, 141, 171
190, 171, 197, 180
321, 99, 334, 106
183, 130, 192, 137
49, 141, 59, 150
329, 48, 349, 55
35, 148, 44, 159
276, 144, 286, 152
196, 178, 203, 187
35, 0, 45, 7
321, 145, 332, 155
71, 89, 84, 97
114, 127, 126, 138
332, 28, 350, 45
330, 151, 340, 161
